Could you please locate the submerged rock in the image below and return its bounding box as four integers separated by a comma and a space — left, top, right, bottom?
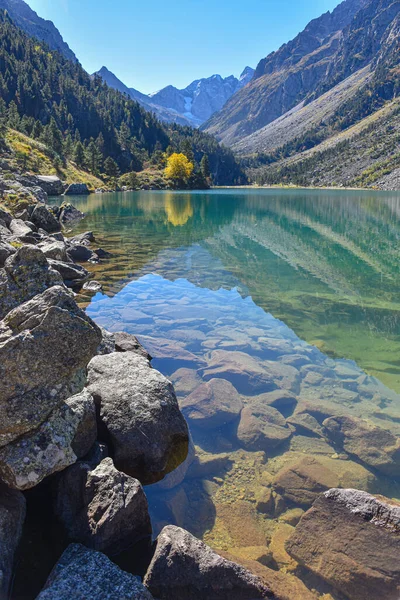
0, 390, 96, 490
272, 455, 377, 508
87, 352, 189, 485
323, 415, 400, 477
36, 543, 154, 599
286, 489, 400, 600
0, 246, 63, 319
237, 403, 293, 452
201, 350, 300, 394
144, 525, 274, 599
0, 482, 26, 599
181, 378, 243, 429
0, 286, 101, 446
54, 457, 151, 555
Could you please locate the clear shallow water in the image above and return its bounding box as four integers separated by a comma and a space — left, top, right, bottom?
63, 189, 400, 596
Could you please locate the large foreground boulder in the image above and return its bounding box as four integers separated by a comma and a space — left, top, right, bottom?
323, 415, 400, 477
36, 544, 154, 599
0, 246, 63, 320
143, 525, 274, 599
286, 489, 400, 600
0, 483, 26, 599
54, 457, 151, 555
0, 390, 97, 490
0, 286, 101, 446
87, 352, 189, 485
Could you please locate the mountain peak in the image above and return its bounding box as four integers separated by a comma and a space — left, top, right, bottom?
0, 0, 77, 62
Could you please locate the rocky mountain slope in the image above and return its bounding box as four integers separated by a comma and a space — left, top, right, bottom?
95, 66, 254, 128
0, 0, 76, 62
203, 0, 371, 146
244, 0, 400, 188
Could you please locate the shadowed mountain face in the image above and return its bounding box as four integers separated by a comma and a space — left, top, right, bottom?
95, 66, 254, 128
203, 0, 378, 146
0, 0, 76, 62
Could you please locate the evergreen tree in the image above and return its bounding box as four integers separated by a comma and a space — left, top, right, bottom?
200, 154, 211, 180
181, 138, 195, 164
7, 101, 20, 129
85, 139, 103, 174
73, 141, 85, 167
63, 133, 74, 159
32, 120, 43, 139
47, 117, 63, 155
104, 156, 120, 178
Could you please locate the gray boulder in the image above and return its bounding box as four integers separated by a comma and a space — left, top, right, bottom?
67, 231, 95, 246
8, 218, 34, 237
48, 259, 90, 287
0, 246, 63, 320
87, 352, 189, 485
114, 331, 152, 359
59, 203, 85, 225
181, 378, 243, 429
286, 489, 400, 600
0, 286, 101, 447
0, 240, 16, 267
36, 544, 154, 599
39, 240, 69, 262
0, 389, 97, 490
0, 483, 26, 599
64, 183, 90, 196
54, 457, 152, 555
82, 280, 102, 293
19, 175, 64, 196
0, 209, 12, 227
66, 244, 96, 262
30, 205, 61, 233
66, 390, 97, 458
143, 525, 274, 599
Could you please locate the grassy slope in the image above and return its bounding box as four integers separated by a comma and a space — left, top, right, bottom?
250, 98, 400, 188
0, 129, 105, 214
5, 129, 104, 188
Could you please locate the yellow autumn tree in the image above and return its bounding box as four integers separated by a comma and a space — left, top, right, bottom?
164, 153, 194, 187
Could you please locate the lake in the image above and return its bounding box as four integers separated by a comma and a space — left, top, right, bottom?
65, 188, 400, 594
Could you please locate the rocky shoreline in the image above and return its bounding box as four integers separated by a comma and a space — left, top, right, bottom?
0, 174, 399, 600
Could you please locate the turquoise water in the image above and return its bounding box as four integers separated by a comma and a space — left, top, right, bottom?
62, 189, 400, 596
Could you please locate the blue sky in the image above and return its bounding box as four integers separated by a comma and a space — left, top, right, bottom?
27, 0, 340, 94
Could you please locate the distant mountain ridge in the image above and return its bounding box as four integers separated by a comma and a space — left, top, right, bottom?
0, 0, 76, 62
239, 0, 400, 190
204, 0, 370, 146
95, 66, 254, 128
